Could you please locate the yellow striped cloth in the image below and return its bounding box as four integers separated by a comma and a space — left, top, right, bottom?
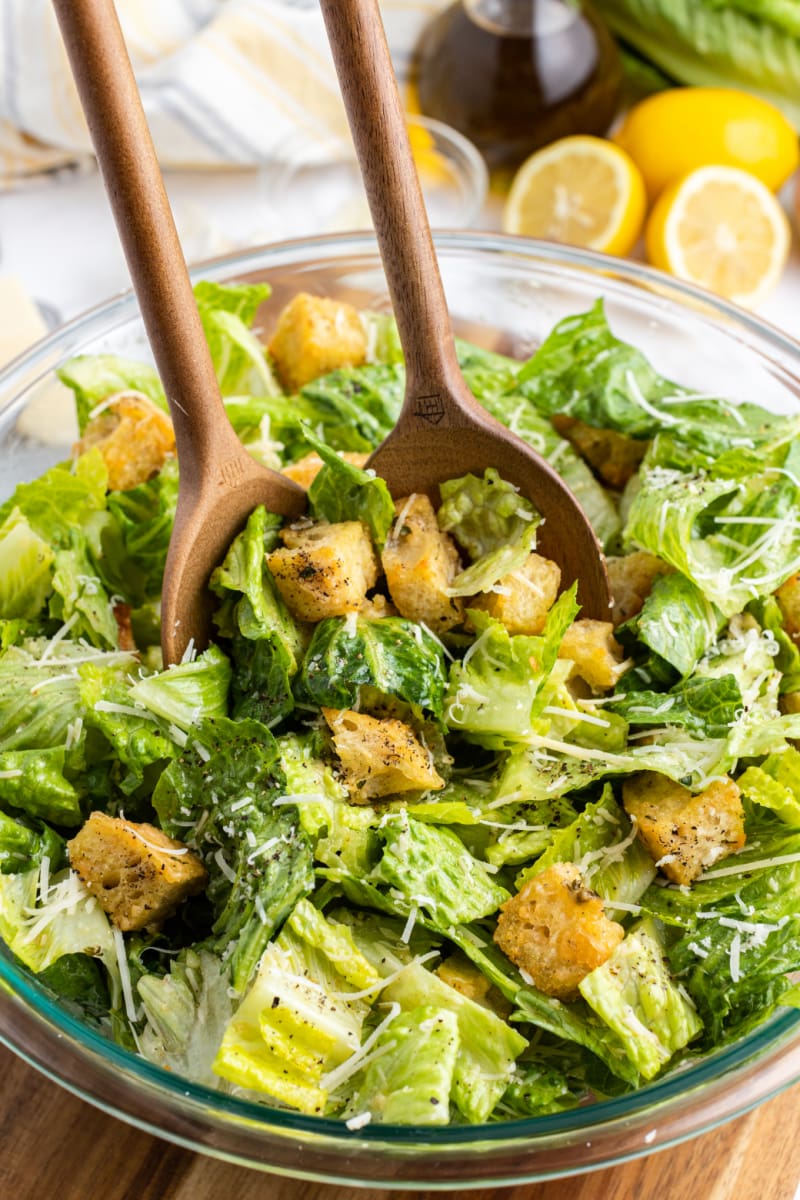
0, 0, 449, 187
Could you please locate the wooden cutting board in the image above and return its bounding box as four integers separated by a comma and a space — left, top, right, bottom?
0, 1044, 798, 1200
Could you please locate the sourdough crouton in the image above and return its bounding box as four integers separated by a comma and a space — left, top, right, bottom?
468, 552, 561, 635
622, 772, 745, 886
552, 416, 647, 489
381, 494, 464, 633
776, 574, 800, 643
281, 451, 369, 490
267, 520, 379, 622
493, 862, 624, 1000
558, 619, 629, 691
322, 707, 444, 802
268, 293, 368, 393
359, 593, 397, 619
436, 952, 512, 1017
68, 812, 207, 932
73, 393, 175, 491
607, 551, 674, 627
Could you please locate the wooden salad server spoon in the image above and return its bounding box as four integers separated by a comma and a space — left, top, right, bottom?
319, 0, 610, 617
52, 0, 307, 666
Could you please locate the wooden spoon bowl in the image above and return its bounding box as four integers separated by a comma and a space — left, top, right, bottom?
320, 0, 609, 617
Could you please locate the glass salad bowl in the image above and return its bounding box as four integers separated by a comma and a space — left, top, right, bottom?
2, 233, 800, 1188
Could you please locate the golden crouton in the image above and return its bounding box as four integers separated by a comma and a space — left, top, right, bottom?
780, 691, 800, 715
776, 574, 800, 643
73, 393, 175, 491
493, 862, 624, 1000
267, 520, 379, 622
281, 451, 370, 490
381, 494, 464, 633
607, 551, 674, 627
552, 416, 647, 490
622, 772, 746, 886
322, 707, 444, 803
359, 593, 397, 619
268, 293, 368, 393
558, 619, 629, 691
468, 552, 561, 635
67, 812, 207, 932
436, 952, 512, 1017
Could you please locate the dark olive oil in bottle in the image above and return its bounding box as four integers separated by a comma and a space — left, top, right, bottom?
414, 0, 621, 171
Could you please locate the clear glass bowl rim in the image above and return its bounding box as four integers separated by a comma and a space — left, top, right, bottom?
2, 230, 800, 1185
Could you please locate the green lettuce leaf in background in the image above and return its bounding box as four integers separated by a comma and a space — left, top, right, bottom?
193, 280, 278, 398
57, 354, 167, 432
593, 0, 800, 128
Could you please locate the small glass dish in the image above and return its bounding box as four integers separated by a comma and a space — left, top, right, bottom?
261, 113, 488, 236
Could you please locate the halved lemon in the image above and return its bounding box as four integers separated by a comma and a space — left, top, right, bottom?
502, 136, 646, 256
645, 164, 791, 308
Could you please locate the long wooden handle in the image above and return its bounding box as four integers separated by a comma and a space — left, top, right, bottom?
51, 0, 239, 479
319, 0, 469, 413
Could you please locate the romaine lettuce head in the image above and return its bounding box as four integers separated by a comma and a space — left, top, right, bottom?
594, 0, 800, 128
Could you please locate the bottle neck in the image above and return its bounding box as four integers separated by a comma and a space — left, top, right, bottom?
463, 0, 581, 37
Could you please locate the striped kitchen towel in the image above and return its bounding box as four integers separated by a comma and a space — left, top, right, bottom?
0, 0, 449, 186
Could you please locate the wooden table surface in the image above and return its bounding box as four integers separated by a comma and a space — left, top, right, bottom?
1, 1044, 798, 1200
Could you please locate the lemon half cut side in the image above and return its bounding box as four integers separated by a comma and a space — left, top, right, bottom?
645, 164, 791, 309
502, 135, 646, 257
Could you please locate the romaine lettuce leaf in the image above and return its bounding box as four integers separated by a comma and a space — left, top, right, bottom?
100, 457, 180, 603
0, 509, 54, 620
300, 429, 395, 548
193, 280, 277, 398
443, 590, 579, 747
738, 748, 800, 826
0, 450, 108, 546
343, 1005, 459, 1125
374, 811, 509, 928
593, 0, 800, 128
437, 469, 541, 596
129, 645, 231, 732
610, 672, 743, 739
623, 571, 722, 678
384, 960, 527, 1122
579, 918, 702, 1079
50, 538, 119, 649
137, 948, 234, 1087
213, 901, 375, 1112
153, 718, 313, 992
57, 354, 167, 432
626, 462, 800, 615
294, 615, 448, 717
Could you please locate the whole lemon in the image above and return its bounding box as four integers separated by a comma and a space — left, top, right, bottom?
614, 87, 799, 202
